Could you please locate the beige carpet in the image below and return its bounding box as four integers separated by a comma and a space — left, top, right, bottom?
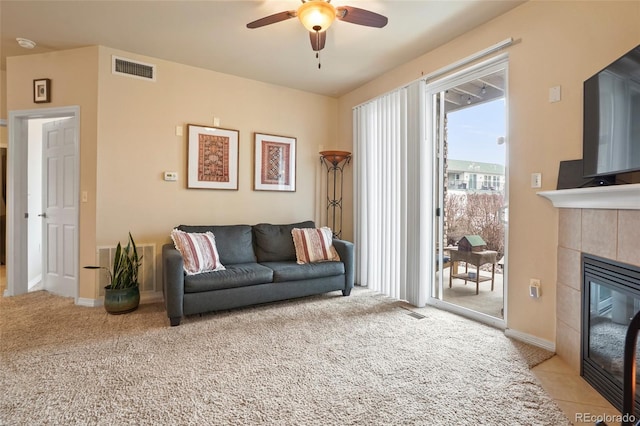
0, 288, 568, 425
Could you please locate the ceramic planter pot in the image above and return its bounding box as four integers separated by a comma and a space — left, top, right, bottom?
104, 285, 140, 315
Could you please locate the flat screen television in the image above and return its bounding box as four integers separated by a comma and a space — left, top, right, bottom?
583, 44, 640, 185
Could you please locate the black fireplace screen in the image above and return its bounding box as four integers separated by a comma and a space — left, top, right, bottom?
582, 254, 640, 416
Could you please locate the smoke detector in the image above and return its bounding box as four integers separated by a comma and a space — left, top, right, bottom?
16, 38, 36, 49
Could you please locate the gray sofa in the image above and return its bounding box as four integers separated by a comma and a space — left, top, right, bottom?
162, 221, 354, 326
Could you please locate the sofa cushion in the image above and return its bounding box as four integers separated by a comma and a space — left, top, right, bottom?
177, 225, 256, 265
261, 261, 344, 282
184, 263, 274, 293
170, 229, 225, 275
291, 227, 340, 264
253, 221, 315, 262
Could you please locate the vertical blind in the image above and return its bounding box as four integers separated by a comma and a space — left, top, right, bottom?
353, 81, 429, 306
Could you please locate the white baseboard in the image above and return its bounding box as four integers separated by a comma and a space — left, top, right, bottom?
505, 328, 555, 352
75, 291, 163, 308
76, 297, 102, 308
28, 275, 43, 291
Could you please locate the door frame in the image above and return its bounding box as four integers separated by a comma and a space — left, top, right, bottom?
6, 106, 80, 301
426, 55, 509, 329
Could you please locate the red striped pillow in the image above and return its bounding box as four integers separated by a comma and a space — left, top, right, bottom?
291, 227, 340, 264
170, 229, 226, 275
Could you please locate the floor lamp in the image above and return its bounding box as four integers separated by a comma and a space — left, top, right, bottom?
319, 150, 351, 239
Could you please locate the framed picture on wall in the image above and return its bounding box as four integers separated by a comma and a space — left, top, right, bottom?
187, 124, 239, 190
253, 133, 296, 192
33, 78, 51, 103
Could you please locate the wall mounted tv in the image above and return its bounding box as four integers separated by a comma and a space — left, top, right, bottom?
583, 44, 640, 185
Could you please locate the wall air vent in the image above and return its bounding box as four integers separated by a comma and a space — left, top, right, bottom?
112, 55, 156, 81
95, 243, 157, 296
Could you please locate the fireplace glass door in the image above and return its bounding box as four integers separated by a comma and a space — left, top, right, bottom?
588, 280, 639, 383
582, 254, 640, 416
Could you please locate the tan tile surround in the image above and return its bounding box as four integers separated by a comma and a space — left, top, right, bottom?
556, 208, 640, 372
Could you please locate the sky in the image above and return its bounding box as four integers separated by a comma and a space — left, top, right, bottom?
446, 98, 506, 166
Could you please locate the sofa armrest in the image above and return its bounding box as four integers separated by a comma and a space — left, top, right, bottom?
332, 239, 354, 294
162, 243, 185, 325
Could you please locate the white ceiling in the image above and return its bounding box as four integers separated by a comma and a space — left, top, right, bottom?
0, 1, 525, 98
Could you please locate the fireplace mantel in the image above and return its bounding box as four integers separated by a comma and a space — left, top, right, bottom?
537, 183, 640, 210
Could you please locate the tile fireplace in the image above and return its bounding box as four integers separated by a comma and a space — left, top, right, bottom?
540, 183, 640, 416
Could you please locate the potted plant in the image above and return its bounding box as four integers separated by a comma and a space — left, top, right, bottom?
85, 232, 142, 314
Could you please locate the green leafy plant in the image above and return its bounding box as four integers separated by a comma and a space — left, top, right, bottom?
85, 232, 142, 289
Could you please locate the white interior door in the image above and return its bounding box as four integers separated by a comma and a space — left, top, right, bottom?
41, 118, 78, 297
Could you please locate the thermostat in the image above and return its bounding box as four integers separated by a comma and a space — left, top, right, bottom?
164, 171, 178, 181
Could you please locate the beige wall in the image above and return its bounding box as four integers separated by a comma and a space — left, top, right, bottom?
7, 45, 337, 300
95, 46, 337, 264
336, 0, 640, 342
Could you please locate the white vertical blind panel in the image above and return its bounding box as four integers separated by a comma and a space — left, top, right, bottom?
354, 80, 430, 306
406, 80, 430, 307
354, 88, 420, 301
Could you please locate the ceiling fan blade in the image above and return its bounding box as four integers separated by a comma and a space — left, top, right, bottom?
247, 11, 296, 29
336, 6, 388, 28
309, 31, 327, 52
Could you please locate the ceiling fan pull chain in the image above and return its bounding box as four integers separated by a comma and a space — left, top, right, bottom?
315, 30, 322, 69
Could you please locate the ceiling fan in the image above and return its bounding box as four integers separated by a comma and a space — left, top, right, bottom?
247, 0, 388, 63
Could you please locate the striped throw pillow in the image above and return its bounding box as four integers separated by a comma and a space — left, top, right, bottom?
170, 229, 226, 275
291, 227, 340, 264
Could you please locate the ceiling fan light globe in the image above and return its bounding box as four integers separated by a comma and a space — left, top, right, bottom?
298, 0, 336, 32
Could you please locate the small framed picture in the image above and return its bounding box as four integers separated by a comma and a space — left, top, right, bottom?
33, 78, 51, 103
254, 133, 296, 192
187, 124, 239, 190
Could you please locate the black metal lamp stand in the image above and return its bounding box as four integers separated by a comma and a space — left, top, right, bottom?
319, 150, 351, 239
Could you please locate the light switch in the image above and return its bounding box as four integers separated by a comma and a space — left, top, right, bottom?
531, 172, 542, 188
82, 191, 88, 203
175, 126, 183, 136
213, 117, 220, 127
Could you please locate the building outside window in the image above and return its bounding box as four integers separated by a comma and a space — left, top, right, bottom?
446, 159, 504, 193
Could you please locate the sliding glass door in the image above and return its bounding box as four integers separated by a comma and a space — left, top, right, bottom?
428, 56, 508, 328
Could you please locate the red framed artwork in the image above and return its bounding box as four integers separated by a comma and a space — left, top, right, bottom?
187, 124, 239, 190
253, 133, 296, 192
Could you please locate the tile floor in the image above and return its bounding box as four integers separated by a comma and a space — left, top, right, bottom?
532, 355, 624, 426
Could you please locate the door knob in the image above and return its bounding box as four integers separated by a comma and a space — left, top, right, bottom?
38, 213, 47, 218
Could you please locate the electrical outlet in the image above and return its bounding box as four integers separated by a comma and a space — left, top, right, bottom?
529, 278, 541, 298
